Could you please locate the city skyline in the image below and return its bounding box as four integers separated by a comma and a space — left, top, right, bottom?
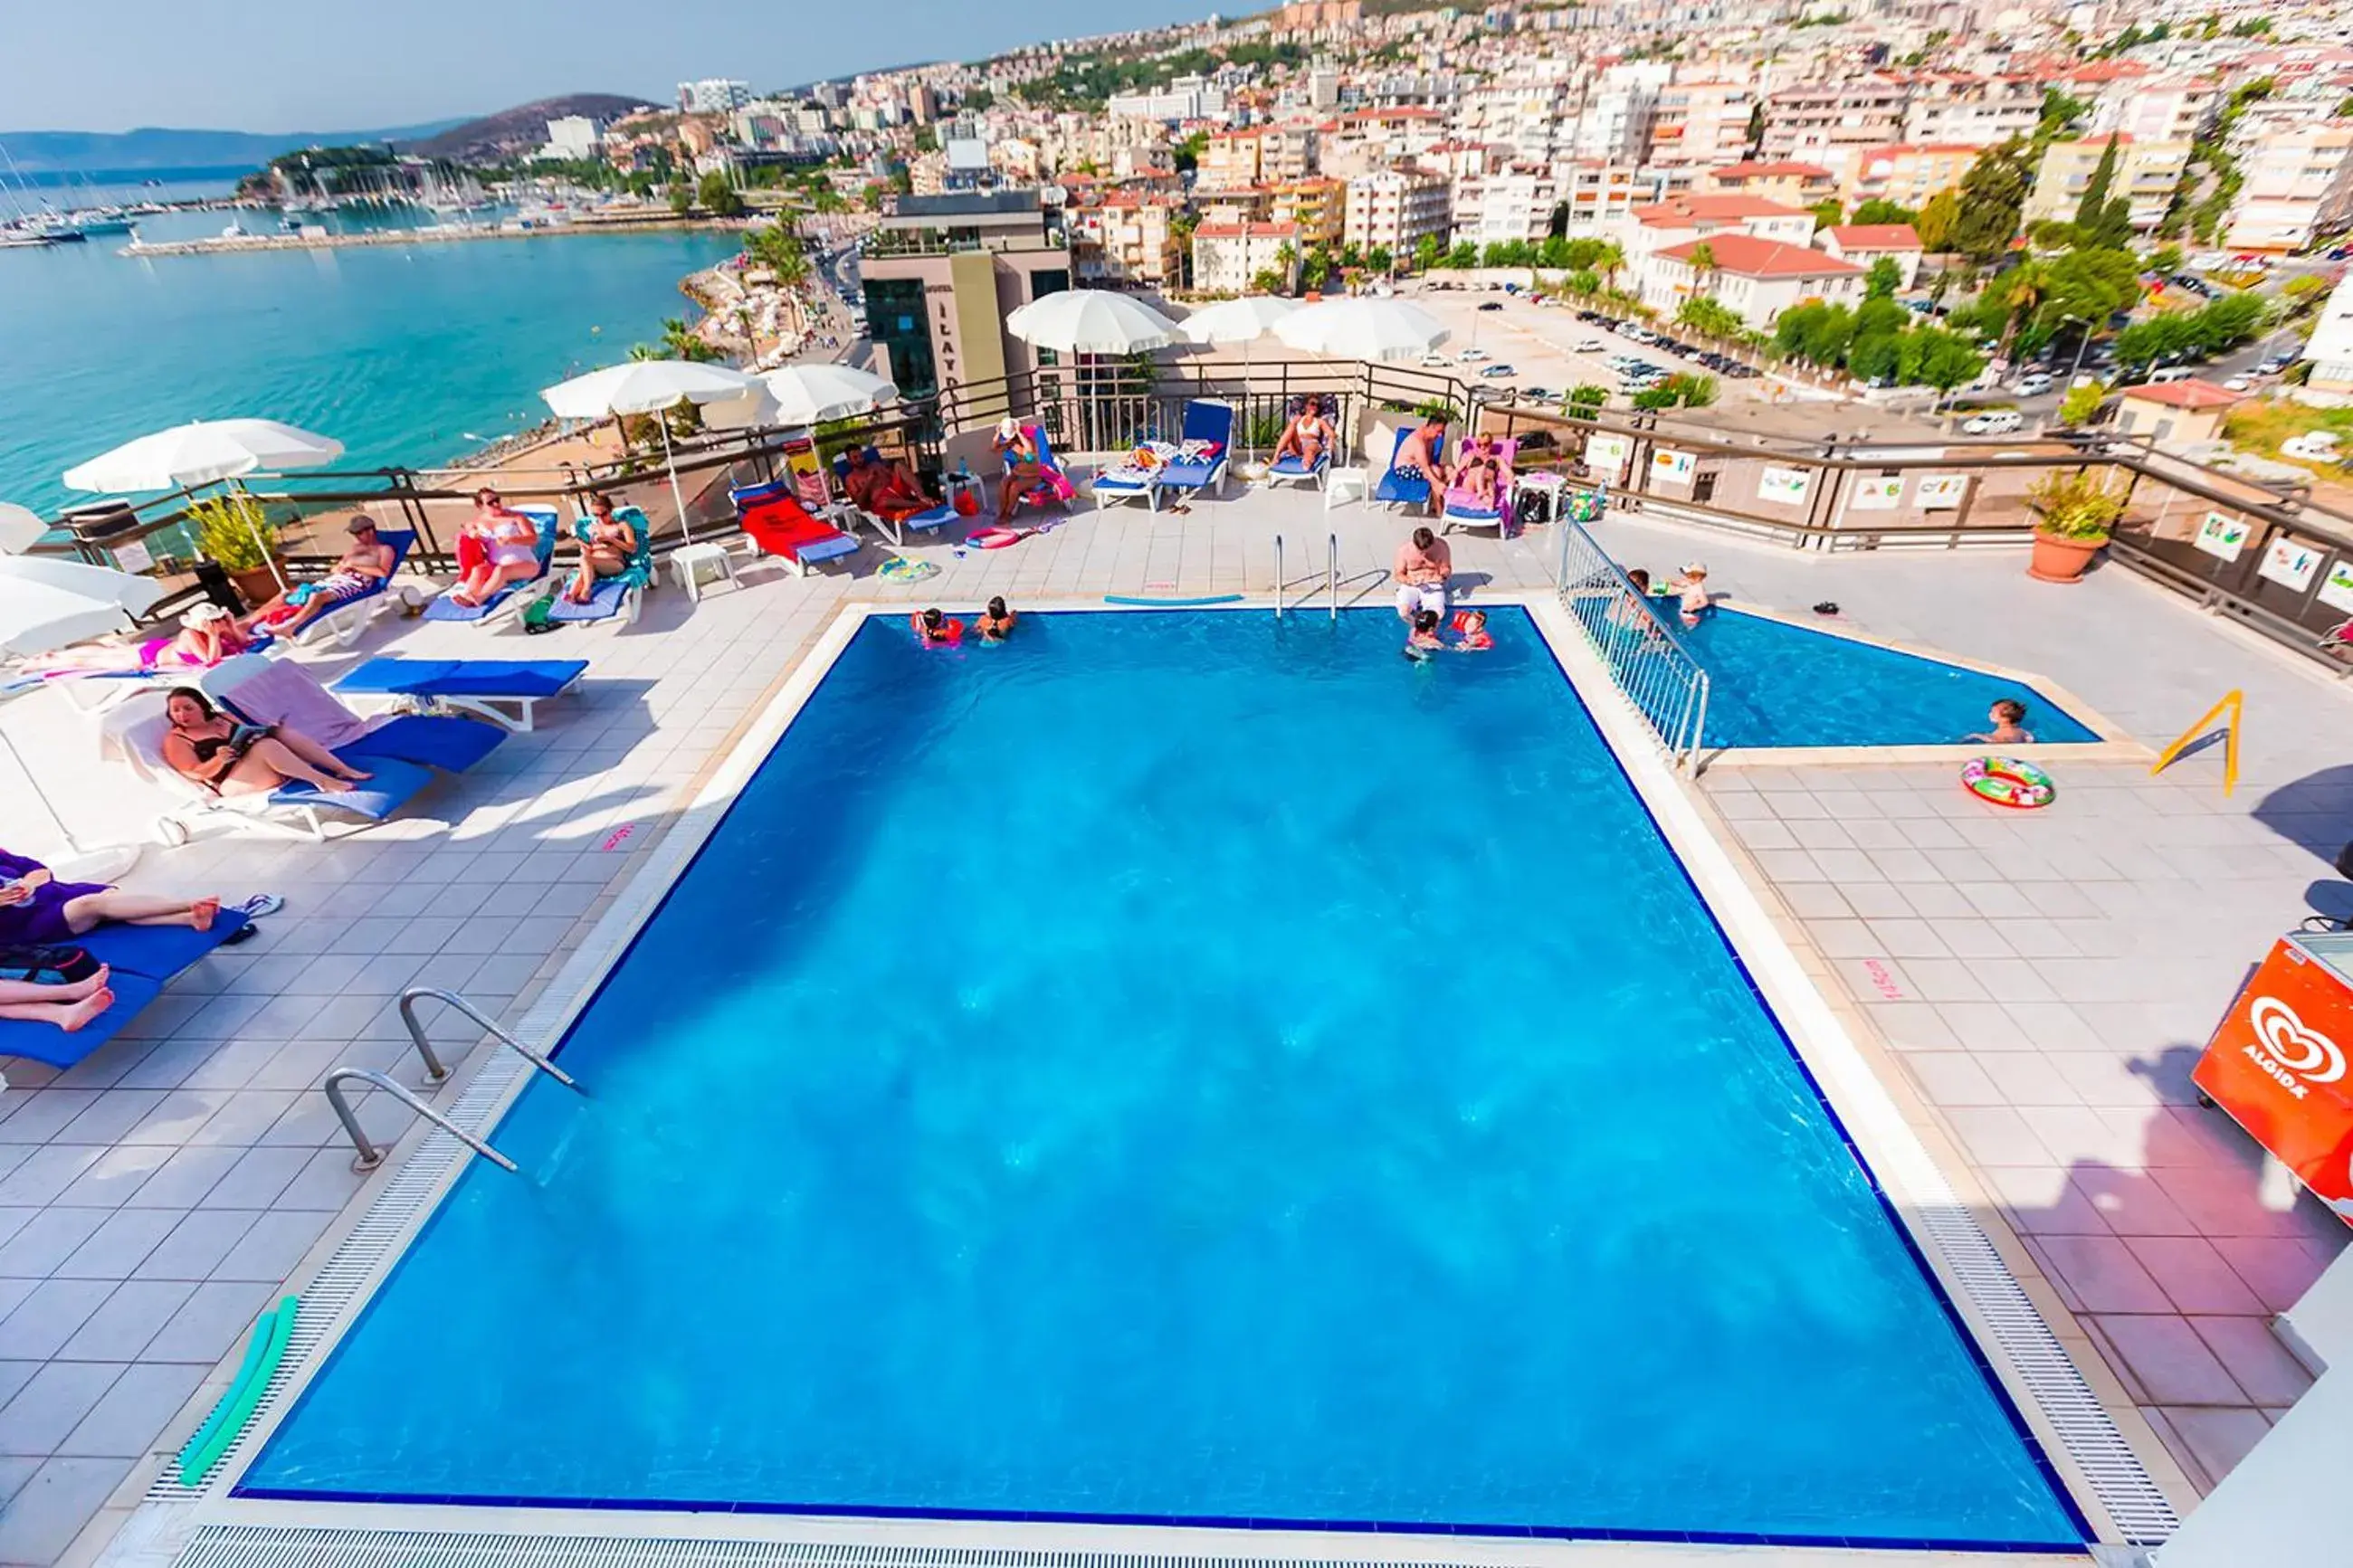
0, 0, 1222, 134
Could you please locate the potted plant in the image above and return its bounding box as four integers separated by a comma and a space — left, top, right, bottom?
2025, 468, 2126, 584
186, 492, 282, 607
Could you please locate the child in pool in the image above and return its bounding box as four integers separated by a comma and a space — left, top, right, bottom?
910, 607, 961, 645
976, 596, 1017, 642
1967, 698, 2034, 745
1667, 562, 1710, 629
1452, 610, 1494, 651
1403, 610, 1444, 660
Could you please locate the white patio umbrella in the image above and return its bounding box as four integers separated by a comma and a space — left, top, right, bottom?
0, 554, 166, 858
63, 419, 348, 592
1179, 298, 1304, 460
541, 360, 763, 542
756, 363, 899, 425
0, 501, 44, 556
1005, 290, 1179, 354
1272, 297, 1451, 363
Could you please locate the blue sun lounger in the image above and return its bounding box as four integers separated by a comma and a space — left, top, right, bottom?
1151, 400, 1234, 506
244, 529, 417, 653
0, 909, 254, 1071
421, 507, 561, 622
1265, 450, 1331, 490
548, 506, 656, 624
333, 657, 588, 734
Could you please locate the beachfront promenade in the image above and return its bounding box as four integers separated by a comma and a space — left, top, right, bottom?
0, 480, 2347, 1563
120, 213, 749, 258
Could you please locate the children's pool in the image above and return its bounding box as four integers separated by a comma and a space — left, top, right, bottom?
242, 607, 2082, 1550
1681, 607, 2101, 750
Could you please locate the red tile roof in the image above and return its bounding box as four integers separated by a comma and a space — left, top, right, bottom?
2120, 378, 2243, 410
1710, 160, 1834, 180
1658, 233, 1861, 277
1825, 223, 1922, 251
1630, 194, 1809, 227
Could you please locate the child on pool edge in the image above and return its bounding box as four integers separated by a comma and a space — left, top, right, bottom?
1967, 698, 2034, 746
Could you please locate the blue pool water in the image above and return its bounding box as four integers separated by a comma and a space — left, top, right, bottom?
1678, 608, 2100, 750
244, 608, 2079, 1549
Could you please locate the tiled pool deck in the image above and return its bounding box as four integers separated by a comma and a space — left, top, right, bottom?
0, 480, 2345, 1565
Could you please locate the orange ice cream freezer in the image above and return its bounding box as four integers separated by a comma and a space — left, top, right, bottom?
2196, 930, 2353, 1227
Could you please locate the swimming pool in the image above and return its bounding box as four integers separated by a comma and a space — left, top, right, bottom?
1681, 608, 2101, 751
240, 606, 2082, 1550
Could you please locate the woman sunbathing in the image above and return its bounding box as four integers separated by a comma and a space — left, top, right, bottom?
160, 688, 370, 797
565, 494, 642, 604
449, 489, 543, 607
0, 966, 115, 1033
1272, 400, 1335, 469
32, 602, 251, 677
0, 848, 246, 941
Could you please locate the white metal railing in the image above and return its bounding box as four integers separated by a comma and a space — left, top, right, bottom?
1553, 517, 1710, 764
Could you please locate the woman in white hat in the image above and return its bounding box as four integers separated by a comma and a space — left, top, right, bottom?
24, 598, 252, 677
992, 417, 1043, 520
165, 602, 253, 669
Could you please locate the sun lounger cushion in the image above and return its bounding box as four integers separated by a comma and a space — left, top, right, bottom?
742, 497, 858, 565
334, 658, 588, 700
337, 716, 503, 773
76, 909, 252, 982
1374, 429, 1445, 508
1, 972, 165, 1069
269, 758, 435, 822
544, 577, 632, 622
1270, 453, 1329, 476
420, 508, 559, 622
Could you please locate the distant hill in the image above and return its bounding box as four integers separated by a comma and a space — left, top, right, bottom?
411, 95, 656, 162
0, 121, 465, 174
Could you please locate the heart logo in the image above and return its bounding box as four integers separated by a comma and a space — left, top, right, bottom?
2251, 997, 2348, 1085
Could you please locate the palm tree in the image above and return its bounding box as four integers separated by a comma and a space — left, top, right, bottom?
1687, 241, 1719, 307
1996, 259, 2049, 360
1596, 240, 1627, 295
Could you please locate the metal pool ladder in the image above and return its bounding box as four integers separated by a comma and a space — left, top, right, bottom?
318, 987, 583, 1174
1272, 534, 1340, 621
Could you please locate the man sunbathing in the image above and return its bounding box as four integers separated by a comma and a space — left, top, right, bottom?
238, 517, 395, 637
851, 446, 931, 522
1392, 413, 1448, 518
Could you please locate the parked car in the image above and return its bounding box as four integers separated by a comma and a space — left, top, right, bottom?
1520, 385, 1553, 402
1574, 337, 1607, 352
2013, 373, 2055, 396
1457, 347, 1491, 362
2283, 431, 2342, 461
1421, 353, 1450, 367
1478, 301, 1504, 312
1481, 363, 1517, 377
2223, 376, 2253, 392
1962, 409, 2024, 434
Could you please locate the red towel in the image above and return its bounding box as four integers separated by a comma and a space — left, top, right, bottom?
741, 497, 847, 561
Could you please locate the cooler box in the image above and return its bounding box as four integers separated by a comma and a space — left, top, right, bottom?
2195, 930, 2353, 1227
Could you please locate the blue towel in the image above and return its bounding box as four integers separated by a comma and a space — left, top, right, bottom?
338, 717, 503, 773
546, 577, 632, 622
79, 910, 252, 980
0, 972, 166, 1069
337, 658, 587, 700
1271, 453, 1327, 475
268, 757, 436, 821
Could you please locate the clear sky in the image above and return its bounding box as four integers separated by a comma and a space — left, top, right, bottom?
3, 0, 1222, 133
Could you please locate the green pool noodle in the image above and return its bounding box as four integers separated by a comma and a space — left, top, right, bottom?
176, 1295, 297, 1486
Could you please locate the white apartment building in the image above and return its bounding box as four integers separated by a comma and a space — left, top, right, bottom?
1074, 197, 1183, 287
542, 116, 601, 160
1641, 233, 1863, 328
1106, 74, 1228, 123
2300, 269, 2353, 391
678, 79, 751, 114
1646, 80, 1762, 181
1898, 73, 2041, 147
1191, 222, 1300, 294
1843, 142, 1977, 209
1343, 167, 1451, 255
1567, 62, 1672, 165
1455, 78, 1574, 166
2022, 134, 2192, 235
2227, 122, 2353, 251
1761, 77, 1910, 181
1452, 167, 1557, 247
1819, 223, 1923, 289
1557, 162, 1667, 234
1619, 194, 1817, 270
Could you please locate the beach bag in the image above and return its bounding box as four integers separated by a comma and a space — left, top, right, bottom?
953, 489, 980, 518
521, 593, 559, 635
0, 944, 100, 985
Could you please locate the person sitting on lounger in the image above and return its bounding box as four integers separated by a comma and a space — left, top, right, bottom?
565, 493, 642, 605
1273, 399, 1335, 470
0, 965, 115, 1032
1393, 413, 1449, 517
1449, 438, 1501, 511
976, 596, 1017, 642
160, 688, 370, 797
0, 847, 265, 941
856, 447, 931, 522
993, 419, 1044, 518
238, 517, 396, 636
448, 489, 543, 607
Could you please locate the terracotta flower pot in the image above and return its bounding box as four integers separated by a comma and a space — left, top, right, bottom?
227, 563, 285, 609
2028, 531, 2103, 584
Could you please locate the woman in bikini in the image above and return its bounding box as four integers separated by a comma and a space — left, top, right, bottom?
160, 688, 370, 797
450, 489, 544, 607
1272, 398, 1335, 470
565, 494, 642, 604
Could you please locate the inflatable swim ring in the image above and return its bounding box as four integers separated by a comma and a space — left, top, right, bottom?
879, 556, 939, 583
1961, 755, 2054, 810
1567, 489, 1605, 524
966, 527, 1024, 550
910, 615, 964, 647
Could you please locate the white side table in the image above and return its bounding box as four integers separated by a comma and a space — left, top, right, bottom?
1513, 471, 1567, 528
669, 541, 735, 602
1325, 465, 1370, 510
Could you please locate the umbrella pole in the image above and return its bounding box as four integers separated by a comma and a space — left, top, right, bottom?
229, 480, 289, 594
660, 419, 694, 545
0, 725, 81, 855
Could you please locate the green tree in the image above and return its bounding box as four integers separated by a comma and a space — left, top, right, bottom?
1172, 130, 1207, 173
1273, 240, 1300, 291
1686, 239, 1719, 295
1250, 267, 1285, 295
1865, 255, 1902, 299
1565, 267, 1601, 296
1413, 233, 1442, 272
1565, 383, 1609, 419
1915, 189, 1961, 252
696, 169, 746, 218
1445, 240, 1479, 269
1677, 296, 1744, 338
2057, 379, 2107, 426
1809, 198, 1843, 230
2283, 273, 2337, 316
1854, 296, 1910, 340
2072, 135, 2129, 247
1951, 141, 2035, 261
1631, 372, 1718, 410
2036, 89, 2090, 147
1300, 245, 1334, 292
1595, 240, 1627, 291
1851, 198, 1919, 226
1745, 101, 1766, 153
667, 182, 692, 216
1903, 327, 1986, 400
1367, 243, 1393, 274
657, 318, 723, 364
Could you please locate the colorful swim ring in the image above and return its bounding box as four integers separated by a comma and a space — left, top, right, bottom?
967, 527, 1024, 550
1567, 489, 1605, 523
1962, 755, 2054, 810
879, 556, 938, 582
910, 616, 964, 646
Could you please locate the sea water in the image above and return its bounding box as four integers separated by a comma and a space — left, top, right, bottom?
0, 204, 738, 514
243, 609, 2081, 1549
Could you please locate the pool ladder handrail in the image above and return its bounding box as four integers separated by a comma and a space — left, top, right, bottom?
1328, 532, 1338, 622
397, 985, 579, 1093
1273, 533, 1285, 617
322, 1067, 519, 1174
